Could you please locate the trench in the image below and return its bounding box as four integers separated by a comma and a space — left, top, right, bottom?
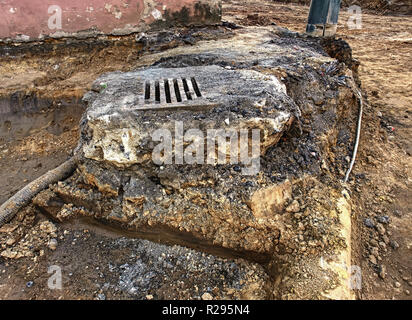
41, 213, 277, 298
53, 215, 272, 265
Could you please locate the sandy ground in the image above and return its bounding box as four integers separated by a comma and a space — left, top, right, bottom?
0, 1, 411, 299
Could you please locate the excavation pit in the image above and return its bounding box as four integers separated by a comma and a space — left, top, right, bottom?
23, 26, 359, 299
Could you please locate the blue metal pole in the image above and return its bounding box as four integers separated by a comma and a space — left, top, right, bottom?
306, 0, 341, 37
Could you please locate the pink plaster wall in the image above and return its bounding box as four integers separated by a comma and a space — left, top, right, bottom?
0, 0, 221, 40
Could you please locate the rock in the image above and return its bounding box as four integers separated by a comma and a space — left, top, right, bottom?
370, 239, 378, 247
377, 216, 390, 224
371, 247, 379, 257
202, 292, 213, 300
6, 238, 15, 246
394, 282, 401, 288
369, 254, 377, 265
183, 35, 196, 45
39, 221, 57, 235
1, 249, 17, 259
146, 294, 153, 300
376, 224, 386, 235
48, 239, 58, 250
364, 218, 375, 228
97, 293, 106, 300
389, 240, 399, 250
250, 180, 292, 219
0, 225, 18, 233
406, 290, 410, 295
286, 200, 300, 213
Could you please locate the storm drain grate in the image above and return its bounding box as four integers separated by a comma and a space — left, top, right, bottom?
144, 77, 202, 105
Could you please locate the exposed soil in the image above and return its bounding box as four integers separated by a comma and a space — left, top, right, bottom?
0, 1, 411, 300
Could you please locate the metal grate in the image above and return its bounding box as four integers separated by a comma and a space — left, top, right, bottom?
144, 77, 202, 105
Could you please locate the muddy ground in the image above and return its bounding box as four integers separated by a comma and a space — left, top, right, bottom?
0, 1, 411, 299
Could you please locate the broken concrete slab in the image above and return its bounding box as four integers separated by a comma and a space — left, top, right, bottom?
81, 65, 296, 168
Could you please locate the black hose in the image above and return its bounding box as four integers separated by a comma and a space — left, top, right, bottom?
0, 157, 77, 227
